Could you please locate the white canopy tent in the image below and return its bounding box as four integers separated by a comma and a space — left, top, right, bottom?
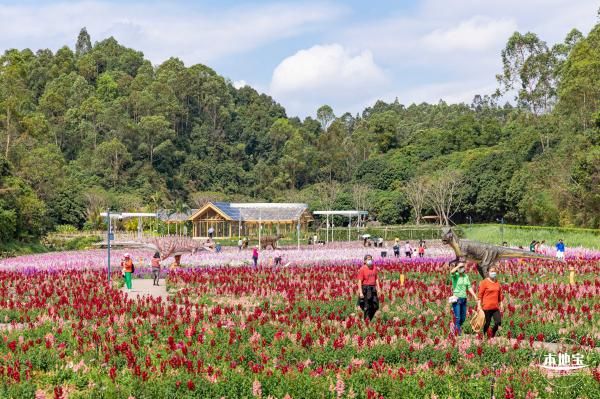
313, 210, 368, 242
230, 203, 308, 250
100, 212, 157, 239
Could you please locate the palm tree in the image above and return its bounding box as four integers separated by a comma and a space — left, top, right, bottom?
172, 199, 190, 236
149, 192, 165, 234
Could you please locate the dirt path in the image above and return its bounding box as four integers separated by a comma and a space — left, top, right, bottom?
122, 278, 169, 301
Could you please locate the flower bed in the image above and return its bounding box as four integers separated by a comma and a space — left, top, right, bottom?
0, 254, 598, 398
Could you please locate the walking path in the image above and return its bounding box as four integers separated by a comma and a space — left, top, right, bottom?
122, 278, 169, 301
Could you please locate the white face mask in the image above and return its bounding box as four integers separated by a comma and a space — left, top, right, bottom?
489, 272, 497, 279
458, 267, 465, 273
366, 260, 373, 267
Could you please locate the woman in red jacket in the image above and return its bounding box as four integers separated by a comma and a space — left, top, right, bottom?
357, 255, 382, 322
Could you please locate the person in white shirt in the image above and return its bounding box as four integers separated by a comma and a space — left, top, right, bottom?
404, 241, 412, 258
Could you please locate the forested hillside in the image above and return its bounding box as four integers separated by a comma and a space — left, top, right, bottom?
0, 23, 598, 242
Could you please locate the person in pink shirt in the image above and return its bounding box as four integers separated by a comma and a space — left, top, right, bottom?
252, 246, 259, 268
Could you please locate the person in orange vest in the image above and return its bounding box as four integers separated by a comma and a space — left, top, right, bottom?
169, 254, 182, 271
478, 266, 504, 338
121, 253, 134, 292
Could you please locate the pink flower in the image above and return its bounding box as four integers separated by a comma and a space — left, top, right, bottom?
335, 375, 345, 398
252, 379, 262, 398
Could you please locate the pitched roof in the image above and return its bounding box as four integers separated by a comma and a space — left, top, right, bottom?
190, 202, 310, 222
213, 202, 241, 219
158, 209, 198, 222
237, 206, 307, 221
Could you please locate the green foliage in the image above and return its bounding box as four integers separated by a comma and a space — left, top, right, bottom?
0, 208, 16, 242
461, 223, 600, 248
0, 20, 599, 245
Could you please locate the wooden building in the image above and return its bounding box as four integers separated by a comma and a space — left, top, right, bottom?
188, 202, 313, 239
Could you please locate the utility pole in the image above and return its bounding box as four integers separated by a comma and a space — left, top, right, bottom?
496, 217, 505, 245
107, 209, 112, 285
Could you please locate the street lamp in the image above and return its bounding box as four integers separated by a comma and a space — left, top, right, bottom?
106, 209, 114, 285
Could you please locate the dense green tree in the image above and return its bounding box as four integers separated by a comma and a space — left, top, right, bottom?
93, 138, 131, 187
0, 50, 31, 159
138, 115, 175, 164
75, 27, 92, 57
0, 20, 598, 242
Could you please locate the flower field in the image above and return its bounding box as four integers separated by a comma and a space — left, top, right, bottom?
0, 247, 598, 398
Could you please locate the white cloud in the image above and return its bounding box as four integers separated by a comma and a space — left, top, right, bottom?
0, 1, 343, 64
233, 80, 248, 89
269, 44, 387, 116
422, 16, 517, 52
329, 0, 598, 117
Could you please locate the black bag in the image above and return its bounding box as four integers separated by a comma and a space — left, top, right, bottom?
131, 264, 135, 273
357, 296, 366, 311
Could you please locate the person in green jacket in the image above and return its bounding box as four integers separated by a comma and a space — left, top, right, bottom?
450, 262, 479, 335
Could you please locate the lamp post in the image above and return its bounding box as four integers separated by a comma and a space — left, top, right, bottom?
106, 209, 112, 285
496, 217, 505, 245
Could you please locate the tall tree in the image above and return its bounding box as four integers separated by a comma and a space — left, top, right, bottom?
93, 138, 131, 187
425, 169, 464, 226
496, 32, 555, 115
316, 105, 335, 130
75, 27, 92, 57
0, 50, 31, 159
403, 177, 428, 225
138, 115, 175, 165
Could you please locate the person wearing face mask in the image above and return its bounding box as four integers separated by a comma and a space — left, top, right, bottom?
357, 255, 382, 322
449, 262, 479, 335
478, 266, 504, 338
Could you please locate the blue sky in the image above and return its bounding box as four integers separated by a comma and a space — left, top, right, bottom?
0, 0, 598, 117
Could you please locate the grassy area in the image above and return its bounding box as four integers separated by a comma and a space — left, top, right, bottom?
0, 241, 49, 258
460, 223, 600, 249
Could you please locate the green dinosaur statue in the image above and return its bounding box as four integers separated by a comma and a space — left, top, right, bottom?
441, 227, 555, 278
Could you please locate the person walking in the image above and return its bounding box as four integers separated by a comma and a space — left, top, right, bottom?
151, 252, 161, 286
393, 238, 400, 258
529, 240, 536, 252
449, 262, 479, 335
238, 238, 243, 251
121, 253, 134, 292
555, 239, 565, 260
252, 246, 259, 268
357, 254, 382, 322
418, 240, 426, 258
208, 226, 215, 240
404, 241, 412, 258
478, 266, 504, 338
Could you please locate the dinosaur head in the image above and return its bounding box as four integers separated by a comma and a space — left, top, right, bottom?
440, 227, 455, 244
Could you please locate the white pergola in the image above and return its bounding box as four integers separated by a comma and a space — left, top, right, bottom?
100, 212, 157, 239
230, 203, 307, 250
313, 210, 368, 242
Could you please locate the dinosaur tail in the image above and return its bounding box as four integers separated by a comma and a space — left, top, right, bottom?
497, 248, 556, 261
